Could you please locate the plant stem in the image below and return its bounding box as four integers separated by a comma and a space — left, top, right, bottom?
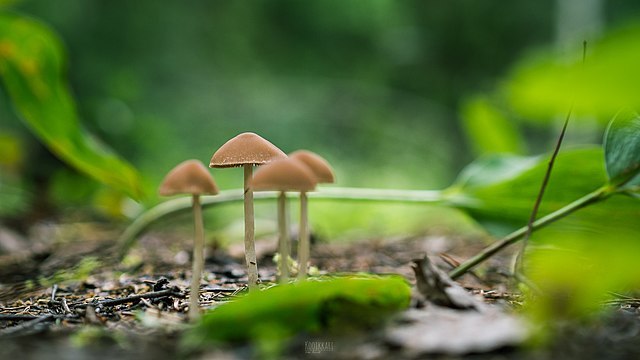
277, 191, 289, 283
513, 108, 572, 275
449, 186, 611, 280
189, 194, 204, 321
298, 191, 310, 280
244, 164, 258, 291
116, 187, 445, 260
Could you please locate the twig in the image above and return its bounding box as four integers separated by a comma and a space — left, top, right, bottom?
61, 297, 71, 313
0, 314, 54, 336
0, 314, 41, 321
76, 287, 185, 309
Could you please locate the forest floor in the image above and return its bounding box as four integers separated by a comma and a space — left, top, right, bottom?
1, 223, 639, 359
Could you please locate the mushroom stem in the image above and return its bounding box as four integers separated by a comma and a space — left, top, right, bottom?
277, 191, 289, 283
243, 164, 259, 291
297, 191, 309, 280
190, 194, 204, 321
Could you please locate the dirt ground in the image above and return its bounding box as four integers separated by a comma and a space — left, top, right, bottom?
1, 225, 639, 359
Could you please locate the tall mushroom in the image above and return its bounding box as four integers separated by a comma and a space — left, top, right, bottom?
159, 159, 219, 321
209, 132, 287, 290
250, 158, 317, 283
289, 150, 335, 280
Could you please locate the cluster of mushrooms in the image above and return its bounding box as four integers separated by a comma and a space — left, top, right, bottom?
158, 132, 335, 320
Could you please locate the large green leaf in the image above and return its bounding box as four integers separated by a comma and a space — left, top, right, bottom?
603, 110, 640, 188
0, 12, 144, 200
444, 147, 626, 231
504, 22, 640, 120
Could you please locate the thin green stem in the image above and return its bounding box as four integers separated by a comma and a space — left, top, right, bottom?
116, 187, 445, 260
449, 186, 612, 280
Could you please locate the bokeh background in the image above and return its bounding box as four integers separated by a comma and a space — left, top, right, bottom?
1, 0, 639, 240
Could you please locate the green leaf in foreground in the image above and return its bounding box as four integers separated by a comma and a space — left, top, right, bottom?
603, 109, 640, 188
0, 12, 144, 200
182, 276, 411, 350
445, 147, 609, 231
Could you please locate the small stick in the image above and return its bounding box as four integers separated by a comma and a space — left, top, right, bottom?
244, 164, 259, 291
61, 297, 71, 313
297, 191, 310, 280
0, 314, 41, 321
76, 288, 184, 309
278, 191, 289, 283
0, 314, 54, 336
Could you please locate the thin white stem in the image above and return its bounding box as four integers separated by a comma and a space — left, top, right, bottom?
243, 164, 258, 291
277, 191, 289, 283
189, 194, 204, 321
297, 191, 309, 280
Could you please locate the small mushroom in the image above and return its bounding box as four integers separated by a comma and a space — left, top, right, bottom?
289, 150, 335, 280
209, 132, 287, 290
250, 158, 317, 283
159, 159, 218, 321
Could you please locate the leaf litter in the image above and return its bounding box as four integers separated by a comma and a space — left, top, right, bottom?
0, 223, 639, 359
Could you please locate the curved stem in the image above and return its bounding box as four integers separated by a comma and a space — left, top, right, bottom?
297, 191, 309, 280
117, 187, 445, 260
448, 186, 612, 280
189, 194, 204, 321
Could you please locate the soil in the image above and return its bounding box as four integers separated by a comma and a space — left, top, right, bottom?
1, 224, 639, 359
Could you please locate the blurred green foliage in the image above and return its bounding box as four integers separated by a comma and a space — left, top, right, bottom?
461, 95, 525, 156
1, 1, 564, 222
0, 12, 144, 203
504, 23, 640, 121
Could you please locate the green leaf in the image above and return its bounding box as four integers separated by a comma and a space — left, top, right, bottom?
504, 22, 640, 120
603, 109, 640, 188
0, 12, 144, 200
461, 95, 525, 156
445, 147, 613, 231
182, 275, 411, 349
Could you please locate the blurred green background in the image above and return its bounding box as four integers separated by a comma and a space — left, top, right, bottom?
1, 0, 640, 238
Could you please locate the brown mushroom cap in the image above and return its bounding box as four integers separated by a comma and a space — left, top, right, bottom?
209, 132, 287, 168
159, 160, 219, 196
289, 150, 335, 183
250, 158, 318, 192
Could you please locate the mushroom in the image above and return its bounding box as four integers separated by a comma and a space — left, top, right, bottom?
289, 150, 335, 280
159, 159, 219, 321
250, 158, 317, 283
209, 132, 287, 290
